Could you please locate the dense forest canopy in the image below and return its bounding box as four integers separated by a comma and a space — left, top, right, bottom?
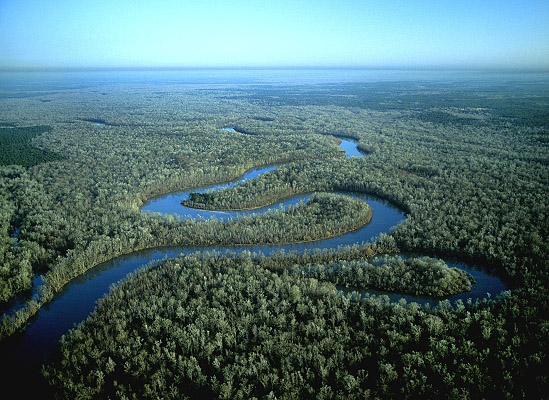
0, 125, 64, 167
0, 71, 548, 398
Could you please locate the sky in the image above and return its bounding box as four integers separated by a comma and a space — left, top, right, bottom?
1, 0, 548, 70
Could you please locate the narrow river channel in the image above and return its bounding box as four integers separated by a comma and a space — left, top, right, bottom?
1, 138, 507, 395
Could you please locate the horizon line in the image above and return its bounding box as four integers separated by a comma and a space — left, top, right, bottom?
2, 65, 549, 73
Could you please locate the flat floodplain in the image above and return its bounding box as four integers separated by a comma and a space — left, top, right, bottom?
0, 69, 547, 399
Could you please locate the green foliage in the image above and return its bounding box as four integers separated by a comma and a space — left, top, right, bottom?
0, 126, 64, 167
0, 76, 547, 397
0, 119, 342, 308
288, 256, 474, 298
188, 192, 217, 206
181, 193, 372, 244
231, 81, 549, 129
43, 254, 548, 399
417, 111, 485, 126
183, 116, 547, 282
0, 166, 44, 302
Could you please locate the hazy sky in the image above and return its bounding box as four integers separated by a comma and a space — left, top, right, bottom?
1, 0, 548, 69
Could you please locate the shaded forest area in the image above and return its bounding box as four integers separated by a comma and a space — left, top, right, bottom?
0, 75, 548, 398
0, 125, 64, 167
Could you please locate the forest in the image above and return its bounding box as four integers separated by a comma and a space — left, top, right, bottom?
286, 256, 474, 298
0, 125, 64, 167
42, 254, 509, 399
0, 71, 547, 398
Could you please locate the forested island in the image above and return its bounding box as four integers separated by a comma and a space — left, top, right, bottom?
0, 69, 547, 399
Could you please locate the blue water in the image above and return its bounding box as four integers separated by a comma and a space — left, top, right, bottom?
0, 119, 508, 397
220, 127, 239, 133
340, 255, 507, 306
141, 138, 362, 219
339, 139, 364, 158
142, 163, 280, 220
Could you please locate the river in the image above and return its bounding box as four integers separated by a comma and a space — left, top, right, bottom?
1, 138, 506, 395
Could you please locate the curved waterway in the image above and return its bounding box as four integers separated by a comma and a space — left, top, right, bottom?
2, 138, 506, 394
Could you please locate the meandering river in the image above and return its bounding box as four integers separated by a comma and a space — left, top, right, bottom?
2, 138, 506, 393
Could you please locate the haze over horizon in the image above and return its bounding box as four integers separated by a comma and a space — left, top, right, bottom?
1, 0, 548, 71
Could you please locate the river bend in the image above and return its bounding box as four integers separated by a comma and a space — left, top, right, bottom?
2, 138, 506, 387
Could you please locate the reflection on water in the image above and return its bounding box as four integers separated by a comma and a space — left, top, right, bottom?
338, 139, 364, 158
220, 127, 239, 133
